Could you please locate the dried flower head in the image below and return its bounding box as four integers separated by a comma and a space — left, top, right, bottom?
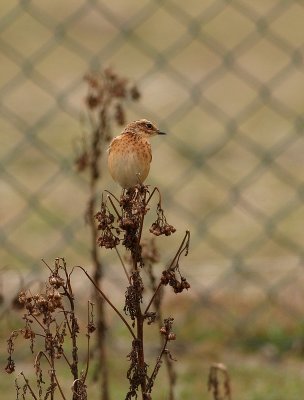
96, 202, 120, 249
150, 205, 176, 237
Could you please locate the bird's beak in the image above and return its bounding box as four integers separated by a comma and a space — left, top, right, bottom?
157, 130, 166, 135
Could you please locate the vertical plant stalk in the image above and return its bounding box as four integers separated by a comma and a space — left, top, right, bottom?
208, 363, 231, 400
133, 190, 147, 397
136, 305, 147, 397
5, 258, 93, 400
61, 259, 80, 400
76, 69, 141, 400
96, 186, 189, 399
146, 258, 176, 400
88, 108, 109, 400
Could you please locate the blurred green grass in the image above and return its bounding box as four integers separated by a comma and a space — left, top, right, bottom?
2, 297, 304, 400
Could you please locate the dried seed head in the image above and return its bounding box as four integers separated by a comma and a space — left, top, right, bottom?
181, 278, 190, 290
150, 206, 176, 237
18, 291, 27, 305
167, 333, 176, 341
146, 311, 157, 325
49, 275, 64, 288
160, 271, 171, 285
5, 359, 15, 374
53, 291, 61, 300
88, 322, 96, 333
119, 217, 136, 230
160, 327, 167, 335
22, 327, 35, 340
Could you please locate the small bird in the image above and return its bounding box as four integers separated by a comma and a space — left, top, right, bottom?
108, 119, 166, 189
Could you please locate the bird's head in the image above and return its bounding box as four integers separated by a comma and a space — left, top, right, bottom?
123, 119, 166, 138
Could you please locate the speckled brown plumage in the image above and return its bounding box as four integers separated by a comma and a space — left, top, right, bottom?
108, 119, 166, 188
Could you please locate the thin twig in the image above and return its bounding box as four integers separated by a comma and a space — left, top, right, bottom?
104, 190, 121, 205
144, 282, 162, 316
61, 350, 73, 371
61, 310, 73, 337
20, 372, 39, 400
74, 266, 136, 339
61, 260, 79, 382
107, 195, 122, 219
144, 230, 190, 315
146, 186, 162, 207
115, 246, 131, 283
30, 314, 47, 333
35, 351, 67, 400
146, 337, 169, 393
84, 301, 92, 381
168, 230, 190, 270
41, 258, 53, 273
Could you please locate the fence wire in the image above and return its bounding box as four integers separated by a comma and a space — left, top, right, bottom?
1, 0, 304, 339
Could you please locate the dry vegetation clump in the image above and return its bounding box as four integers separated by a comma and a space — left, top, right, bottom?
5, 183, 191, 400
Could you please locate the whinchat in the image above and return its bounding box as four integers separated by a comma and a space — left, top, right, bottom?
108, 119, 166, 189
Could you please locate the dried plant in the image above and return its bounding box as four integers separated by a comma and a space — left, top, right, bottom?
5, 258, 96, 400
75, 67, 140, 400
142, 238, 176, 400
208, 363, 232, 400
6, 184, 190, 400
94, 184, 190, 399
5, 66, 191, 398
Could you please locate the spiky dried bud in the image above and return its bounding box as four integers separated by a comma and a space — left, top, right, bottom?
181, 278, 190, 290
22, 327, 35, 340
53, 291, 61, 300
97, 230, 120, 249
49, 275, 64, 288
160, 271, 170, 285
149, 223, 161, 236
167, 333, 176, 341
150, 206, 176, 237
87, 322, 96, 333
18, 291, 27, 305
119, 217, 136, 230
145, 311, 157, 325
173, 282, 183, 293
25, 302, 34, 312
5, 359, 15, 374
37, 295, 47, 307
11, 295, 23, 310
160, 327, 167, 335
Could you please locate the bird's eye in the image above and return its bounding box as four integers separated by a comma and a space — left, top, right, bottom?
146, 122, 153, 129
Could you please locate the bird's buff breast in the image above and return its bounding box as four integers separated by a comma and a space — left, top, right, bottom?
108, 139, 151, 189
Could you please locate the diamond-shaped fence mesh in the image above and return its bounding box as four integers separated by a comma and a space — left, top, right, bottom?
1, 0, 304, 339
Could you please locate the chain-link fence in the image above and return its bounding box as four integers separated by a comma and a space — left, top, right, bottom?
1, 0, 304, 342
